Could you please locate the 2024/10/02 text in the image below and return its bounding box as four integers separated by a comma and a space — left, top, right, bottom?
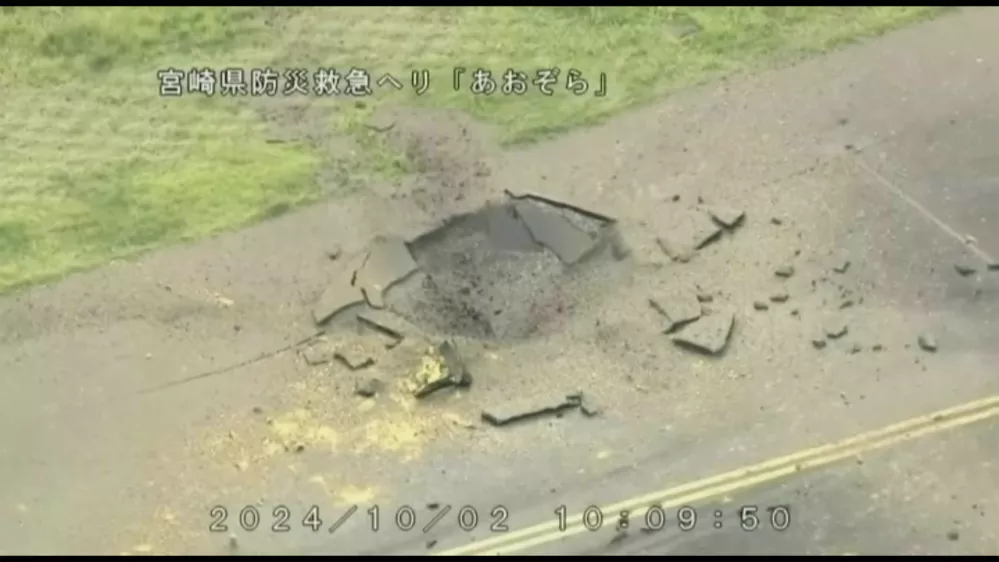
157, 67, 607, 98
209, 504, 512, 535
554, 504, 792, 532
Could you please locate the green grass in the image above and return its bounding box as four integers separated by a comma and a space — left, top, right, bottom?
0, 7, 948, 293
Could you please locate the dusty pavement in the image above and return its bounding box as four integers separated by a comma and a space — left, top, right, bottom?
1, 8, 998, 556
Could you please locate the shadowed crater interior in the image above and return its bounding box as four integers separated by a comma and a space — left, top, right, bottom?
386, 194, 623, 341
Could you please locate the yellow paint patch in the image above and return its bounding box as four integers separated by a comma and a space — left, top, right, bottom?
360, 418, 425, 460
337, 484, 379, 505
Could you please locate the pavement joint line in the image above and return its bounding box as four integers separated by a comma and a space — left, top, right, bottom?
852, 157, 997, 264
435, 394, 999, 556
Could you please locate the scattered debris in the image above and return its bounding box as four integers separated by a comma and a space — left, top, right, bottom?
326, 245, 343, 261
872, 344, 884, 352
824, 322, 849, 340
406, 341, 472, 398
576, 393, 603, 417
706, 206, 745, 229
954, 264, 976, 277
917, 334, 938, 353
482, 392, 580, 426
354, 236, 420, 309
811, 338, 827, 350
832, 260, 851, 274
354, 377, 382, 398
427, 502, 440, 510
849, 343, 862, 354
515, 200, 598, 265
334, 339, 381, 371
301, 344, 334, 366
775, 264, 796, 278
839, 299, 855, 309
770, 217, 783, 226
791, 309, 800, 316
696, 291, 714, 303
988, 262, 999, 271
671, 310, 736, 356
753, 301, 769, 311
946, 529, 959, 542
770, 291, 790, 304
649, 286, 702, 332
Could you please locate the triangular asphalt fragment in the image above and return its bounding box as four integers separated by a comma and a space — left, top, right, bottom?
917, 333, 938, 353
514, 200, 597, 265
655, 211, 723, 261
671, 311, 736, 356
649, 286, 702, 333
706, 207, 745, 229
354, 236, 420, 309
312, 251, 369, 325
482, 392, 581, 426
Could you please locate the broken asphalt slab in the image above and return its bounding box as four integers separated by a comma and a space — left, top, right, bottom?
514, 200, 599, 265
649, 285, 702, 333
655, 211, 724, 262
405, 340, 472, 398
481, 391, 583, 427
353, 236, 420, 309
312, 251, 368, 325
357, 308, 419, 348
670, 310, 736, 356
504, 190, 616, 224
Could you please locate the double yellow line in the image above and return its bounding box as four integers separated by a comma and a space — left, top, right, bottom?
436, 394, 999, 556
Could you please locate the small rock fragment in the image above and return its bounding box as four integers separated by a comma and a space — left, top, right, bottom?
326, 245, 342, 261
707, 206, 746, 229
482, 392, 580, 426
770, 291, 790, 304
946, 529, 959, 542
825, 322, 849, 339
849, 343, 862, 354
770, 217, 783, 226
987, 262, 999, 271
753, 301, 769, 311
811, 338, 827, 350
954, 264, 976, 277
917, 334, 938, 353
406, 340, 472, 398
839, 299, 855, 309
872, 344, 884, 352
671, 311, 736, 356
575, 393, 603, 418
696, 292, 714, 303
832, 260, 851, 274
775, 264, 796, 278
427, 502, 440, 510
354, 377, 381, 398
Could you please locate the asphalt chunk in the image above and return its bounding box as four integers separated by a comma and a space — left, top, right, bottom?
671, 310, 736, 356
825, 321, 849, 339
839, 299, 855, 309
753, 301, 769, 311
483, 203, 540, 252
770, 291, 790, 304
655, 211, 724, 262
301, 344, 334, 366
354, 377, 382, 398
406, 340, 472, 398
706, 206, 746, 229
312, 252, 368, 325
811, 338, 827, 350
649, 286, 702, 332
954, 264, 976, 277
515, 200, 597, 265
832, 260, 851, 274
917, 333, 938, 353
775, 264, 796, 278
482, 392, 581, 426
770, 217, 784, 225
987, 262, 999, 271
354, 236, 420, 309
849, 343, 863, 354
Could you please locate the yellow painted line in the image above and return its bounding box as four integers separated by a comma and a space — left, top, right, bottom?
436, 394, 999, 556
